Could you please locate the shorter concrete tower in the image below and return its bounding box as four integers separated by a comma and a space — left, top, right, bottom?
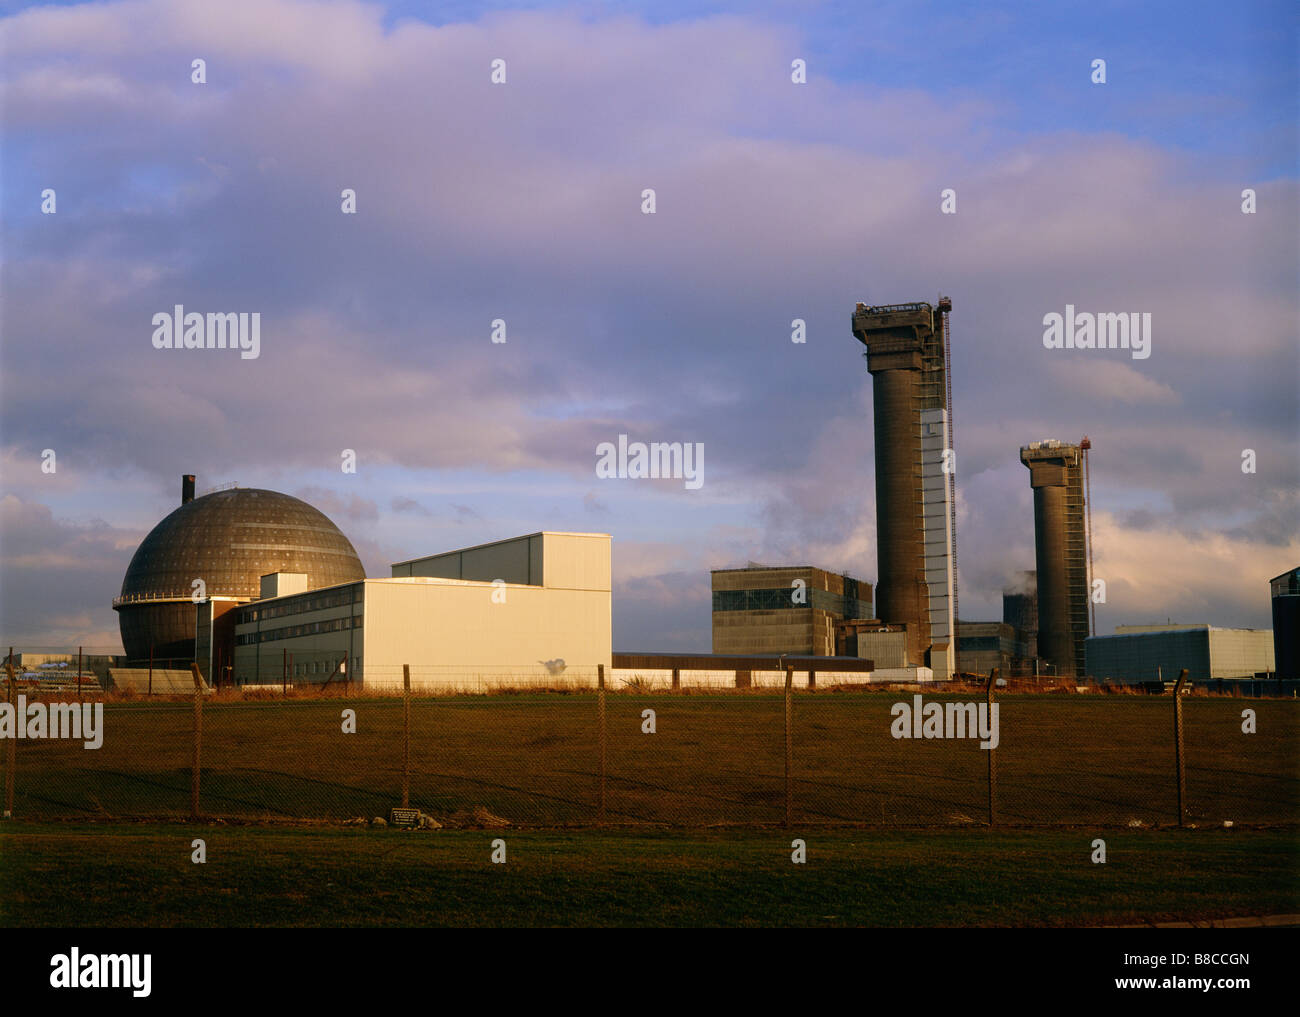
1019, 441, 1089, 677
1002, 570, 1038, 673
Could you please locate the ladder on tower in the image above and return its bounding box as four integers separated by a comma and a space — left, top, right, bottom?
942, 305, 958, 631
1063, 458, 1090, 677
1081, 436, 1095, 638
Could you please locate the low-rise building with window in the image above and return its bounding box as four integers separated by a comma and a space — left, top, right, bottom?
711, 565, 872, 656
232, 531, 611, 691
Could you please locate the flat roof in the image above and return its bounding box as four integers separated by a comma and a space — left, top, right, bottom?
613, 652, 875, 672
713, 565, 816, 572
711, 564, 868, 580
390, 530, 610, 568
379, 576, 541, 589
1270, 566, 1300, 588
1093, 626, 1272, 638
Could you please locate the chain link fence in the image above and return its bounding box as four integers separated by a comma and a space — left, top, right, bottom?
2, 662, 1296, 827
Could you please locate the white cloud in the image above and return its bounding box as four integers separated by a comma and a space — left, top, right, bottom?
1047, 360, 1180, 406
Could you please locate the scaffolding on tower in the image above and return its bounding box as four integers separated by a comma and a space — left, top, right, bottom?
941, 297, 958, 632
1081, 435, 1095, 637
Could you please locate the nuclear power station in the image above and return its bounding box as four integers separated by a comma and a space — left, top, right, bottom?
113, 475, 366, 665
851, 298, 956, 679
1019, 439, 1091, 677
108, 474, 614, 689
83, 303, 1281, 692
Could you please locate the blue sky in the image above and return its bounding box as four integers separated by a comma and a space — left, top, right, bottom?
370, 0, 1300, 170
1, 0, 1296, 653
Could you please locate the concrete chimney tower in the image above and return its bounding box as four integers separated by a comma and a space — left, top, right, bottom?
851, 298, 956, 678
1019, 440, 1088, 677
182, 474, 196, 505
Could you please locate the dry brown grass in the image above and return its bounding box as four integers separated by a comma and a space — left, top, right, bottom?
3, 675, 1286, 704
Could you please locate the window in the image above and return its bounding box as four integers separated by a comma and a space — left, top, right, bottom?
713, 589, 806, 612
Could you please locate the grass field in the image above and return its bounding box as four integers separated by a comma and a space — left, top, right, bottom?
4, 692, 1296, 827
2, 823, 1297, 927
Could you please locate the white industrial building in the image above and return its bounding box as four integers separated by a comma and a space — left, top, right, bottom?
1085, 624, 1275, 681
232, 532, 612, 691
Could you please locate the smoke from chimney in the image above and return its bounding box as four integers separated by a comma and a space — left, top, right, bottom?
1003, 570, 1036, 596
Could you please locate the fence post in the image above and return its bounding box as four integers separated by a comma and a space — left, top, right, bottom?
785, 665, 794, 827
671, 667, 680, 692
77, 645, 82, 697
148, 643, 153, 696
189, 662, 204, 821
4, 651, 16, 818
1173, 668, 1188, 827
987, 668, 998, 827
402, 664, 411, 809
598, 664, 607, 825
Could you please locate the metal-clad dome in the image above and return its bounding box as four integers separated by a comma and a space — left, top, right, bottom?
114, 487, 365, 662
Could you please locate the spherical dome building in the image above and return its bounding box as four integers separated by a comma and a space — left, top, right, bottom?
114, 479, 366, 663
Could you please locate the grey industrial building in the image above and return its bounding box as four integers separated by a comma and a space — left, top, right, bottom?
1002, 570, 1039, 674
1085, 625, 1275, 681
955, 621, 1018, 676
851, 298, 957, 678
711, 565, 872, 656
1271, 567, 1299, 680
961, 572, 1040, 676
954, 572, 1041, 677
836, 620, 909, 668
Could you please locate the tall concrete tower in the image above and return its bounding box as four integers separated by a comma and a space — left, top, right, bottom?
1019, 440, 1089, 677
851, 298, 956, 678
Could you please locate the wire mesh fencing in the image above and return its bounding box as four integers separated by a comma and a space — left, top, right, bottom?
1, 664, 1296, 827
